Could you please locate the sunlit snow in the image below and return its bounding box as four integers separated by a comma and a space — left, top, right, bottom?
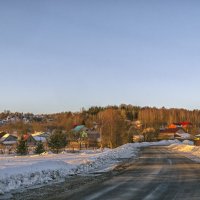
0, 140, 178, 194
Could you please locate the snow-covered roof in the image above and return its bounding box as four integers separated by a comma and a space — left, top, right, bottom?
2, 133, 10, 139
0, 134, 10, 142
33, 136, 46, 142
32, 132, 44, 137
32, 132, 50, 138
3, 141, 17, 145
175, 133, 191, 139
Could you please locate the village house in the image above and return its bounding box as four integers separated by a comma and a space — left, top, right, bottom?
86, 130, 101, 147
168, 121, 192, 132
31, 132, 48, 149
32, 131, 51, 139
193, 134, 200, 146
0, 132, 17, 153
69, 125, 101, 149
158, 128, 191, 140
194, 134, 200, 140
22, 134, 37, 153
23, 134, 37, 146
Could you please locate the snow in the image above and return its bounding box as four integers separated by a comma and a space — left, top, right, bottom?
32, 132, 44, 137
2, 141, 17, 145
168, 141, 200, 163
33, 136, 46, 142
182, 140, 194, 145
0, 134, 10, 142
1, 134, 9, 139
175, 133, 191, 139
0, 140, 178, 194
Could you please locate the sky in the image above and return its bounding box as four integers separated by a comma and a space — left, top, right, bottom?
0, 0, 200, 114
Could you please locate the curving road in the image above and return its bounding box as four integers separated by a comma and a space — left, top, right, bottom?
60, 146, 200, 200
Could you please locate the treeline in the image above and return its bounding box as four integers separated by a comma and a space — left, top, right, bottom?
84, 105, 200, 127
138, 107, 200, 128
1, 105, 200, 147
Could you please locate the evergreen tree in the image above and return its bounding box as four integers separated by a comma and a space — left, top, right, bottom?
35, 141, 45, 154
48, 130, 67, 153
16, 137, 28, 155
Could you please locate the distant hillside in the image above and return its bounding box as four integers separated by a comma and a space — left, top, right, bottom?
1, 104, 200, 138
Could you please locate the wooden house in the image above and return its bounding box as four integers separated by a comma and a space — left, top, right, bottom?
158, 128, 187, 140
23, 134, 37, 146
0, 133, 17, 145
69, 125, 101, 149
0, 133, 17, 153
87, 130, 101, 147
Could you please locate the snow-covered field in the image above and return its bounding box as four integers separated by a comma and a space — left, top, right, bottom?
0, 140, 177, 194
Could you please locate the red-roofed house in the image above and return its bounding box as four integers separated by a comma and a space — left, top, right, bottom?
169, 122, 192, 130
23, 134, 37, 146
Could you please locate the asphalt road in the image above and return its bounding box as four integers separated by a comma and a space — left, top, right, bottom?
57, 146, 200, 200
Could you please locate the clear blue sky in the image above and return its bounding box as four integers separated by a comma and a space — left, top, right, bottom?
1, 0, 200, 113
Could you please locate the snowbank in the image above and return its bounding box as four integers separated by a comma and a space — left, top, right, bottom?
168, 141, 200, 163
0, 140, 177, 194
